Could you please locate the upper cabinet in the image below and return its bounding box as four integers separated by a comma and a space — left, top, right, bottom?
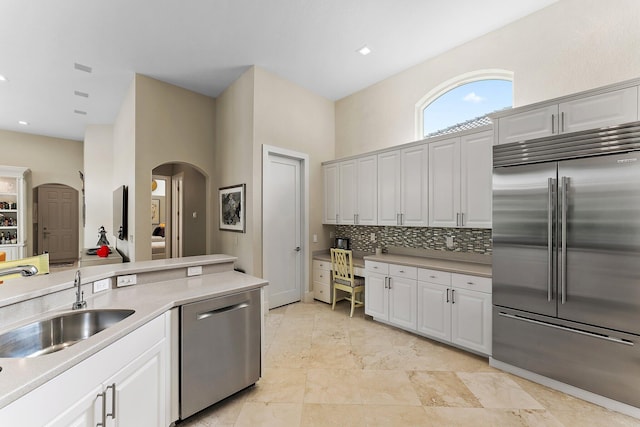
377, 145, 428, 226
0, 166, 29, 261
429, 131, 492, 228
323, 155, 378, 225
496, 86, 639, 145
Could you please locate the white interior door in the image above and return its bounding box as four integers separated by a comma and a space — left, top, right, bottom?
264, 151, 303, 309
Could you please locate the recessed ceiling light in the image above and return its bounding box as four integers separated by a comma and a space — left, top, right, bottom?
357, 45, 371, 56
0, 75, 7, 82
18, 120, 28, 126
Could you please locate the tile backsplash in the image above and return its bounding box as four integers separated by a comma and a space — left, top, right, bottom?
334, 225, 492, 255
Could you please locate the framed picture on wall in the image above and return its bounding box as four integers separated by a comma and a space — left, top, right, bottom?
151, 199, 160, 224
219, 184, 245, 233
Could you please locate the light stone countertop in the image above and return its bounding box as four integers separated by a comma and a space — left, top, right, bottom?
313, 249, 491, 278
0, 254, 268, 409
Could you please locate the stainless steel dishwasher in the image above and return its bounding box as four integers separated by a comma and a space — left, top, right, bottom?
180, 288, 261, 420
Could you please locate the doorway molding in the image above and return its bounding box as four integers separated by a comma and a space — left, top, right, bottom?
262, 144, 310, 309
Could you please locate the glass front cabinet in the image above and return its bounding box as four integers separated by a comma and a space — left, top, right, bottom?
0, 166, 29, 261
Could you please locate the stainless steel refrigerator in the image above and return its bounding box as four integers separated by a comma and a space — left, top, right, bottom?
492, 121, 640, 409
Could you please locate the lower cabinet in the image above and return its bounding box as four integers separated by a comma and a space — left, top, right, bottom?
0, 312, 170, 426
313, 260, 332, 304
417, 269, 492, 355
366, 260, 492, 356
365, 261, 417, 330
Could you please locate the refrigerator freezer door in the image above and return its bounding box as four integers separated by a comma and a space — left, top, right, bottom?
558, 153, 640, 335
492, 162, 557, 317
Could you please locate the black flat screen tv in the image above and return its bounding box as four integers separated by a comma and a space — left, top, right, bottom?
113, 185, 128, 240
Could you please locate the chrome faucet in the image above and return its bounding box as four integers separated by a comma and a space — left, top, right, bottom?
72, 270, 87, 310
0, 265, 38, 277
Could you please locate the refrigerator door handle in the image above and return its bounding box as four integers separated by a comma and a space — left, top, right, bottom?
547, 177, 554, 302
561, 176, 569, 304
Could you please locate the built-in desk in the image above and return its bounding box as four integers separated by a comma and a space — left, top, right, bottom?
79, 247, 123, 267
312, 252, 365, 304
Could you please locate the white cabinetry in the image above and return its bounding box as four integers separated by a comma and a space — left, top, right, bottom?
323, 155, 377, 225
429, 131, 492, 228
497, 86, 638, 145
377, 145, 428, 226
313, 259, 332, 304
0, 166, 29, 260
364, 261, 417, 330
0, 313, 169, 426
417, 269, 492, 355
322, 163, 338, 224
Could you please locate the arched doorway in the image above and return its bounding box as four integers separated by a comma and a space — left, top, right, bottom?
34, 183, 79, 263
151, 163, 206, 259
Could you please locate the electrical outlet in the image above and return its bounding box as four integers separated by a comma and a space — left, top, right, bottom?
446, 236, 455, 249
370, 233, 376, 242
93, 278, 111, 293
187, 266, 202, 277
329, 231, 335, 239
313, 234, 318, 243
117, 274, 137, 287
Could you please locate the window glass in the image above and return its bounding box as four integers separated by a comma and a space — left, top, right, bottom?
423, 79, 512, 137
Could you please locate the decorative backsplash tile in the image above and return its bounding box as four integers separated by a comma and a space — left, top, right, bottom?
334, 225, 492, 255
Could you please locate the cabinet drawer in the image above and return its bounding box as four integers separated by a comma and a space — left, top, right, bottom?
452, 273, 491, 293
389, 264, 417, 280
314, 282, 331, 304
313, 259, 331, 271
313, 268, 331, 285
365, 261, 389, 275
418, 268, 451, 286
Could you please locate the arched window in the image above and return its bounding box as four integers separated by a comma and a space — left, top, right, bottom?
416, 70, 513, 139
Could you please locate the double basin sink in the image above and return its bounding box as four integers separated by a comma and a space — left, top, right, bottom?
0, 309, 135, 358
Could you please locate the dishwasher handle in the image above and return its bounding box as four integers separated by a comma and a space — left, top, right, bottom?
197, 301, 249, 320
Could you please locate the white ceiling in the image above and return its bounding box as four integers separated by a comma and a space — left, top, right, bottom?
0, 0, 557, 141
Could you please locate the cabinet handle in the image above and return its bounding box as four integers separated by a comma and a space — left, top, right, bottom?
446, 288, 450, 303
399, 270, 404, 273
430, 275, 436, 279
551, 114, 555, 133
396, 213, 400, 226
400, 213, 404, 225
451, 289, 455, 304
561, 111, 565, 133
97, 391, 107, 427
467, 281, 474, 285
335, 214, 339, 223
460, 213, 465, 227
388, 277, 392, 289
106, 383, 116, 420
456, 213, 460, 227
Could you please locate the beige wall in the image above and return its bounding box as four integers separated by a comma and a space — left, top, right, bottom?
111, 79, 137, 260
213, 68, 256, 274
1, 129, 83, 256
253, 67, 335, 284
335, 0, 640, 158
213, 66, 335, 283
133, 75, 216, 261
84, 125, 114, 248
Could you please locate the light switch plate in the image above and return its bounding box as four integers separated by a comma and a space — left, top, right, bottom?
117, 274, 137, 287
93, 278, 111, 293
187, 266, 203, 277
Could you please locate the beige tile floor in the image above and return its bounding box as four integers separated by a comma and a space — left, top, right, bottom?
180, 301, 640, 427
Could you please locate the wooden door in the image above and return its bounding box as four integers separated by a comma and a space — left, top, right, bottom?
38, 184, 78, 262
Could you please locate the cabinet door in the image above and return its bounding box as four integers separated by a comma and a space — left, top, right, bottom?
460, 130, 493, 228
559, 86, 638, 133
46, 385, 101, 427
388, 276, 417, 330
428, 137, 460, 227
365, 272, 388, 319
338, 160, 356, 224
323, 164, 339, 224
451, 288, 492, 355
377, 151, 401, 225
356, 155, 378, 225
400, 145, 429, 226
107, 341, 166, 427
497, 104, 558, 144
417, 281, 451, 341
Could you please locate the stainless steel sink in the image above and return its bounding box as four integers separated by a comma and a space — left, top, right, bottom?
0, 309, 135, 358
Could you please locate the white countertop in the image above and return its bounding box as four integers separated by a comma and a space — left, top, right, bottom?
0, 254, 268, 408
